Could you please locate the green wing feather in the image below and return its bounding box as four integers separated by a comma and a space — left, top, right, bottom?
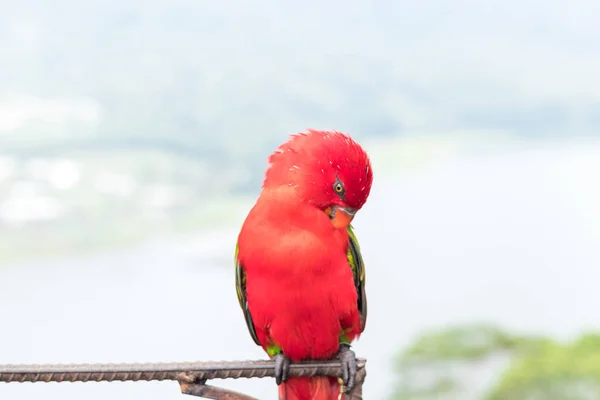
347, 225, 368, 332
234, 242, 260, 345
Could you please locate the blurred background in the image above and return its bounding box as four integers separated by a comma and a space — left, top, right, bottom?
1, 0, 600, 399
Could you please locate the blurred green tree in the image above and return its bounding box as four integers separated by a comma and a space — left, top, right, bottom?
390, 323, 600, 400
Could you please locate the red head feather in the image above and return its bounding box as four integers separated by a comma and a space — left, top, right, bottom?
263, 129, 373, 213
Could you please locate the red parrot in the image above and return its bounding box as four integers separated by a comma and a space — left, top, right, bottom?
235, 129, 372, 400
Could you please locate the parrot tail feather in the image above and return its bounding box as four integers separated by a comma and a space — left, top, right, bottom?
278, 376, 342, 400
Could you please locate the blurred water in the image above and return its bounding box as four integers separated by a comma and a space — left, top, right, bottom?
1, 139, 599, 400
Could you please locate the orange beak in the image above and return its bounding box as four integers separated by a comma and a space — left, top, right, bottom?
328, 206, 356, 229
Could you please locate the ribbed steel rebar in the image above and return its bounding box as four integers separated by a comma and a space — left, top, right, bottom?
0, 358, 366, 384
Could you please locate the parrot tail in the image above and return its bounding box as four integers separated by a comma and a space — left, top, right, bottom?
278, 376, 342, 400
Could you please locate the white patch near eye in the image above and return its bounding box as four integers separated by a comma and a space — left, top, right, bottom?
336, 164, 341, 170
321, 169, 325, 173
360, 186, 366, 191
291, 165, 300, 169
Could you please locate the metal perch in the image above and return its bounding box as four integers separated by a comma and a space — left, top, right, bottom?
0, 358, 366, 400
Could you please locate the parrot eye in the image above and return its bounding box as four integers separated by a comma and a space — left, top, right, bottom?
333, 180, 345, 196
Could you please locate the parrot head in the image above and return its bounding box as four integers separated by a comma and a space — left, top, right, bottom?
263, 129, 373, 228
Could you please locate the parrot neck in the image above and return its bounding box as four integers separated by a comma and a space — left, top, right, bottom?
258, 186, 305, 208
254, 187, 346, 239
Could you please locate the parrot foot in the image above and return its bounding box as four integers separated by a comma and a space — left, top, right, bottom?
273, 353, 290, 385
337, 344, 357, 393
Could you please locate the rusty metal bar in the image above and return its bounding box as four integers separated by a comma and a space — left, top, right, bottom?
180, 379, 262, 400
0, 359, 365, 383
0, 358, 367, 400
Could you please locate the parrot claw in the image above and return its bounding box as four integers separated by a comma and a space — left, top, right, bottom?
273, 353, 290, 385
337, 344, 357, 393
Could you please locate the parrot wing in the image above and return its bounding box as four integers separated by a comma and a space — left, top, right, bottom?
347, 225, 367, 332
234, 242, 260, 345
